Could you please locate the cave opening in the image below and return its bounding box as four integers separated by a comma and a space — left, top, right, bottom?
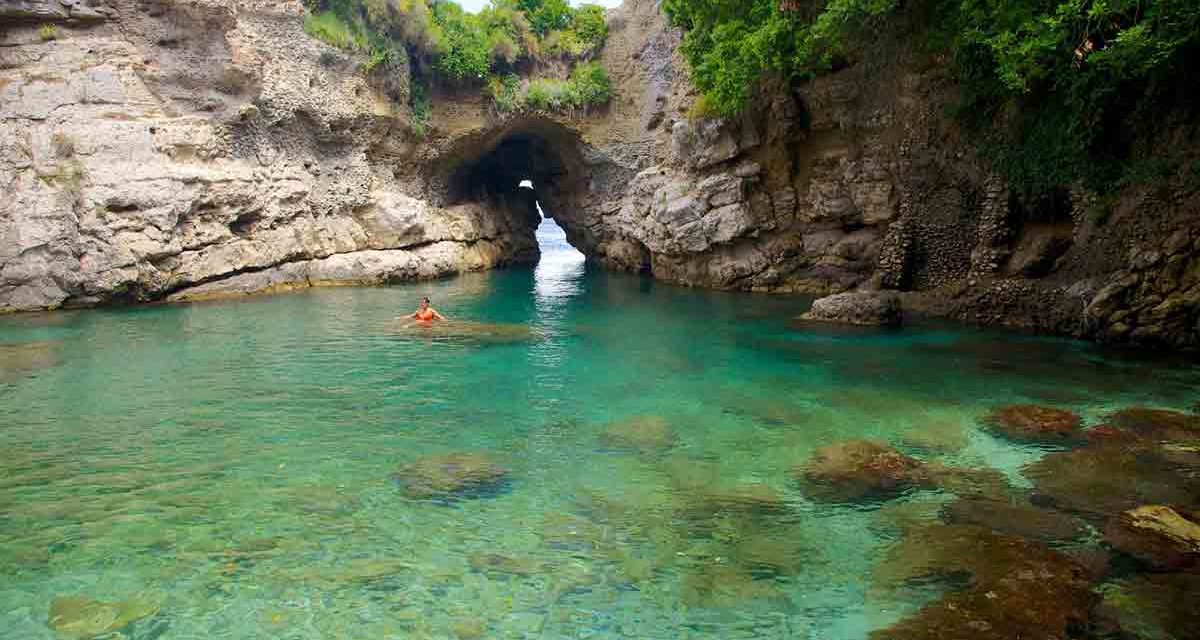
518, 179, 586, 265
431, 118, 593, 267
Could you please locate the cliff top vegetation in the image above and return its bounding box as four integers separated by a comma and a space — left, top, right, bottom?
663, 0, 1200, 199
303, 0, 612, 121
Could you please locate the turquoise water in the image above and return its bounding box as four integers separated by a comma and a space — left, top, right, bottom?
1, 220, 1198, 639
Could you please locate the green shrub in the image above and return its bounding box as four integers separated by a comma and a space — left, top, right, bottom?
519, 0, 572, 36
409, 78, 430, 138
38, 24, 58, 41
524, 78, 570, 111
489, 62, 610, 114
686, 95, 721, 122
304, 10, 368, 52
568, 4, 607, 52
567, 61, 610, 107
663, 0, 1200, 198
432, 2, 492, 79
361, 47, 389, 73
486, 73, 523, 113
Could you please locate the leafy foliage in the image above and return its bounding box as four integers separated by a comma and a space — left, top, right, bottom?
486, 73, 524, 112
487, 62, 611, 114
431, 1, 492, 79
664, 0, 1200, 197
663, 0, 896, 117
304, 10, 370, 52
519, 0, 573, 36
409, 78, 431, 138
302, 0, 615, 133
306, 0, 610, 75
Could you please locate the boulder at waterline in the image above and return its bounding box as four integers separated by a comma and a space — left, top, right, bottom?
391, 453, 509, 500
1104, 504, 1200, 571
798, 291, 902, 327
797, 440, 931, 502
982, 404, 1082, 443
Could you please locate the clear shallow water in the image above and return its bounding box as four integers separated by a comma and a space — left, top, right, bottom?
1, 221, 1198, 640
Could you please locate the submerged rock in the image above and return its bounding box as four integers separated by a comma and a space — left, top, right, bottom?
982, 404, 1082, 443
871, 524, 1096, 640
1105, 407, 1200, 442
1104, 504, 1200, 571
47, 596, 158, 640
679, 563, 788, 608
1095, 573, 1200, 640
730, 534, 809, 577
391, 453, 509, 500
691, 482, 789, 516
468, 552, 544, 577
899, 419, 968, 453
942, 496, 1087, 543
797, 440, 930, 502
799, 291, 902, 327
0, 341, 60, 384
1025, 443, 1200, 520
599, 415, 676, 453
391, 320, 539, 345
925, 462, 1012, 498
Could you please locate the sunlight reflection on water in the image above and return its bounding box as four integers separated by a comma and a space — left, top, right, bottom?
533, 216, 586, 303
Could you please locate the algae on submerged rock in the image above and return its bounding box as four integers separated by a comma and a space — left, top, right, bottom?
981, 404, 1083, 443
797, 439, 932, 503
391, 453, 510, 500
1104, 504, 1200, 571
47, 596, 159, 640
871, 524, 1097, 640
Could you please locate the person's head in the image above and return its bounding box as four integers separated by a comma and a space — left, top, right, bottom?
420, 297, 430, 309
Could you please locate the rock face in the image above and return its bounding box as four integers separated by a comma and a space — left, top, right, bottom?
2, 0, 1198, 350
0, 0, 537, 312
799, 291, 902, 326
1104, 504, 1200, 571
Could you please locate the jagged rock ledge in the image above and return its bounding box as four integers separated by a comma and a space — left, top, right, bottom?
165, 240, 514, 302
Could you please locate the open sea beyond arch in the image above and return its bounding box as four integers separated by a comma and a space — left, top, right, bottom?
1, 218, 1197, 639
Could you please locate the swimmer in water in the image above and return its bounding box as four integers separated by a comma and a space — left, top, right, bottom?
408, 297, 446, 323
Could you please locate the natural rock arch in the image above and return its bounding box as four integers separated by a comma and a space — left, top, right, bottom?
420, 116, 604, 263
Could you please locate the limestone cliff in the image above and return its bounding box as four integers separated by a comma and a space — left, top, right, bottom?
2, 0, 1197, 349
0, 0, 538, 310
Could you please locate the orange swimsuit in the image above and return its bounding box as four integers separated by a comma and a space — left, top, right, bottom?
415, 309, 436, 321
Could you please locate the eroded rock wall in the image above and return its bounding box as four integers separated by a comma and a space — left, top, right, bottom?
0, 0, 537, 312
2, 0, 1197, 349
571, 1, 1200, 349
